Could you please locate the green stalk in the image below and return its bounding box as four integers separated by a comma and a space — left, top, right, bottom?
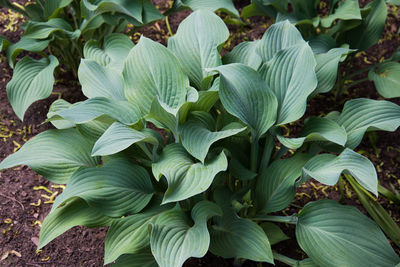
338, 176, 345, 204
344, 65, 375, 80
345, 174, 400, 248
165, 16, 174, 36
253, 215, 298, 225
342, 77, 370, 92
272, 252, 298, 267
378, 184, 400, 205
250, 136, 259, 173
259, 133, 274, 173
138, 143, 153, 160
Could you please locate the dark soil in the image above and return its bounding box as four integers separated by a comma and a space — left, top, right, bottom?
0, 0, 399, 266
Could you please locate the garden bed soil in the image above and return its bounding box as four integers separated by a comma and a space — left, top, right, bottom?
0, 0, 399, 266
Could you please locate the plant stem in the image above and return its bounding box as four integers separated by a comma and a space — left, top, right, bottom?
250, 136, 259, 173
344, 65, 375, 80
338, 176, 345, 204
138, 143, 153, 160
272, 252, 298, 267
345, 174, 400, 248
259, 133, 274, 173
165, 16, 174, 36
253, 215, 298, 225
378, 184, 400, 205
342, 77, 370, 92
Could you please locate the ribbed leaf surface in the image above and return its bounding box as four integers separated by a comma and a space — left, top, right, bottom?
53, 97, 141, 125
296, 200, 400, 267
213, 63, 277, 140
260, 43, 317, 125
257, 20, 303, 62
320, 0, 361, 28
6, 37, 50, 68
369, 61, 400, 98
51, 159, 153, 217
168, 10, 229, 89
152, 144, 227, 204
180, 112, 246, 162
277, 116, 347, 149
256, 154, 311, 213
0, 128, 99, 184
337, 98, 400, 148
150, 201, 222, 267
6, 55, 58, 120
302, 148, 378, 195
222, 40, 262, 70
23, 18, 80, 39
39, 198, 113, 249
92, 122, 158, 156
124, 36, 189, 115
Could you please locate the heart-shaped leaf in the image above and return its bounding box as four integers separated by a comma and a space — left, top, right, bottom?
302, 148, 378, 195
369, 61, 400, 98
150, 201, 222, 267
336, 98, 400, 148
168, 10, 229, 89
123, 36, 189, 116
212, 63, 277, 140
6, 55, 59, 120
152, 144, 227, 204
180, 111, 246, 162
51, 159, 154, 217
0, 128, 99, 184
260, 43, 317, 125
296, 200, 400, 267
92, 122, 158, 156
39, 198, 113, 249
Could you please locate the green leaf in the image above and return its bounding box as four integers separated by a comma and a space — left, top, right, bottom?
78, 59, 125, 100
0, 35, 10, 51
150, 201, 222, 267
104, 203, 172, 264
51, 159, 153, 217
256, 154, 311, 213
345, 0, 387, 50
47, 99, 75, 129
6, 37, 51, 68
210, 208, 274, 263
369, 61, 400, 98
168, 10, 229, 89
302, 148, 378, 195
308, 35, 337, 54
257, 20, 304, 62
174, 0, 239, 17
39, 198, 113, 249
6, 55, 59, 120
314, 48, 350, 94
222, 40, 262, 70
0, 129, 100, 184
277, 116, 347, 149
24, 18, 80, 39
320, 0, 361, 28
260, 222, 289, 245
83, 33, 134, 71
52, 97, 141, 125
114, 251, 157, 267
92, 122, 158, 156
123, 36, 189, 116
83, 0, 143, 23
337, 98, 400, 148
260, 43, 317, 125
152, 144, 227, 204
212, 63, 277, 140
43, 0, 72, 18
296, 199, 400, 267
180, 112, 246, 162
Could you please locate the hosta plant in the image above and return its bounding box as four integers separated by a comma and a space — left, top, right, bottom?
1, 10, 400, 267
0, 0, 238, 121
242, 0, 400, 98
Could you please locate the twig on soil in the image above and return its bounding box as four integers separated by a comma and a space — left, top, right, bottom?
0, 192, 24, 210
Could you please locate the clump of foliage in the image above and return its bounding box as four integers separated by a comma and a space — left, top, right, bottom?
0, 0, 238, 121
243, 0, 400, 99
1, 9, 400, 267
